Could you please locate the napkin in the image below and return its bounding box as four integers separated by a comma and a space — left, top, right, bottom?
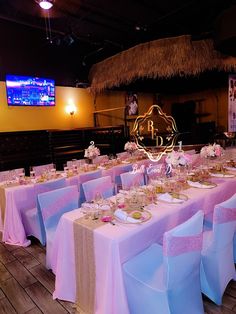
187, 180, 215, 189
100, 204, 110, 211
157, 192, 183, 203
114, 209, 139, 223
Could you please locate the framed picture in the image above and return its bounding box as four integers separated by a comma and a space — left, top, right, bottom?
125, 92, 138, 117
228, 75, 236, 131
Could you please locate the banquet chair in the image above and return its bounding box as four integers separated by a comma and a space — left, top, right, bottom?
116, 152, 129, 160
202, 193, 236, 263
67, 159, 86, 168
120, 171, 145, 190
37, 185, 78, 268
93, 155, 109, 165
112, 164, 133, 192
145, 164, 163, 184
21, 177, 66, 245
78, 169, 102, 205
82, 176, 114, 202
32, 163, 54, 176
200, 202, 236, 305
0, 168, 24, 182
123, 210, 204, 314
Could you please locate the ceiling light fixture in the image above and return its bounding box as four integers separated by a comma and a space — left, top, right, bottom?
39, 0, 53, 10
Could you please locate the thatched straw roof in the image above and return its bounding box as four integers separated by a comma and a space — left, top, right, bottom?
89, 35, 236, 94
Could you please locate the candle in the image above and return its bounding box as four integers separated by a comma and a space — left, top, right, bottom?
178, 141, 182, 151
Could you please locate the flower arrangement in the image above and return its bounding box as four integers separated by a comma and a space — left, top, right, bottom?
200, 143, 224, 158
165, 151, 192, 167
84, 141, 100, 159
124, 141, 137, 153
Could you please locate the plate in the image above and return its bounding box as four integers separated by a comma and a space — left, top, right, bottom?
114, 210, 152, 224
210, 172, 235, 178
157, 192, 188, 204
187, 180, 217, 189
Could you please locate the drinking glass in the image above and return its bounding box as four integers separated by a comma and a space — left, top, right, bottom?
30, 166, 36, 180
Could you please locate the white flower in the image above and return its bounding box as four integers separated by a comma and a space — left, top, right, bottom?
124, 141, 137, 152
200, 143, 224, 158
84, 141, 100, 159
165, 151, 191, 167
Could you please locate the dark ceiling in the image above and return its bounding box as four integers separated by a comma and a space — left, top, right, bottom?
0, 0, 236, 92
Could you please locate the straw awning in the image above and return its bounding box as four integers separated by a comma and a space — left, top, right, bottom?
89, 35, 236, 94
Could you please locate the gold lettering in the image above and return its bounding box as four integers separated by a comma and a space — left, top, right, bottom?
156, 136, 163, 146
147, 120, 154, 139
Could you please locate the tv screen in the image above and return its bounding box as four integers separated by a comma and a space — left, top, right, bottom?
6, 75, 55, 106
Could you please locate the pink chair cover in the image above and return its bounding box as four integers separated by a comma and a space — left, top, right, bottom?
33, 163, 54, 176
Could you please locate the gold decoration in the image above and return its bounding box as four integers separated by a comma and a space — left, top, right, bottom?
131, 105, 179, 162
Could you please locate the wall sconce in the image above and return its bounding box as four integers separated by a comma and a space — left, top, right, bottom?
65, 102, 77, 116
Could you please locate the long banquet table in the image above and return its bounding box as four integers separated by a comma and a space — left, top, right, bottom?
0, 159, 150, 246
51, 175, 236, 314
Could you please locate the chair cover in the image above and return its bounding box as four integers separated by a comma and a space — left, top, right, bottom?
201, 203, 236, 305
37, 185, 78, 268
78, 169, 102, 205
0, 168, 24, 182
203, 193, 236, 263
112, 164, 133, 192
67, 159, 86, 168
21, 178, 66, 245
145, 164, 163, 184
120, 171, 145, 190
82, 176, 114, 202
116, 152, 129, 160
32, 163, 54, 176
93, 155, 109, 165
123, 210, 204, 314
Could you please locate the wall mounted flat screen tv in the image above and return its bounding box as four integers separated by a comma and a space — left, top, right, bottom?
6, 75, 55, 106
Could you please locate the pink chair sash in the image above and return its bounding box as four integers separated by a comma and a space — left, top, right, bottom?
213, 206, 236, 224
163, 234, 203, 256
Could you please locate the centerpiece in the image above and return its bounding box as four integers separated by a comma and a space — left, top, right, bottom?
200, 143, 224, 159
84, 141, 100, 163
124, 141, 137, 157
165, 150, 192, 177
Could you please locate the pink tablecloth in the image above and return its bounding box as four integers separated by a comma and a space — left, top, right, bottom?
52, 176, 236, 314
0, 160, 149, 247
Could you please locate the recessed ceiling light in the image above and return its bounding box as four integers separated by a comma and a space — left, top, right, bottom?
39, 0, 53, 10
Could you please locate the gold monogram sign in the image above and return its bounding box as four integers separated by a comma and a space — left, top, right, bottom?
131, 105, 179, 161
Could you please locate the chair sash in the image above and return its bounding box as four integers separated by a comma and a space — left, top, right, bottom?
213, 206, 236, 224
163, 234, 203, 256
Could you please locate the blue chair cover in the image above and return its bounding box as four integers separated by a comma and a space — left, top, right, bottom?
22, 177, 66, 245
82, 176, 114, 202
203, 193, 236, 263
201, 203, 236, 305
37, 185, 79, 268
78, 170, 102, 205
123, 210, 204, 314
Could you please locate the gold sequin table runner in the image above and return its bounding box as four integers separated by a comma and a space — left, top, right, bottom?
73, 217, 105, 314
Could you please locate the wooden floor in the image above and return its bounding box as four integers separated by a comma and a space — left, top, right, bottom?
0, 237, 236, 314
